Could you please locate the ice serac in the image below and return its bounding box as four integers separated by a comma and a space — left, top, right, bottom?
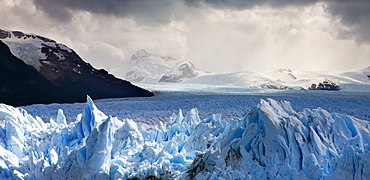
81, 96, 108, 137
0, 97, 370, 179
190, 99, 370, 179
0, 96, 111, 179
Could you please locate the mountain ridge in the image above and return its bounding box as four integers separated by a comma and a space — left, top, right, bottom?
0, 29, 153, 106
123, 48, 370, 92
125, 49, 206, 83
159, 61, 200, 83
184, 68, 370, 92
0, 40, 82, 106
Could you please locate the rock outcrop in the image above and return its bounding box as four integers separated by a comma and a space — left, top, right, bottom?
308, 80, 341, 91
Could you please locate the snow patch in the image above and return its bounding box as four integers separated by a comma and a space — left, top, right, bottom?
2, 40, 45, 71
1, 30, 74, 71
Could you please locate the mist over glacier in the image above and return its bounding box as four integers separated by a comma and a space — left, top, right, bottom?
1, 94, 370, 179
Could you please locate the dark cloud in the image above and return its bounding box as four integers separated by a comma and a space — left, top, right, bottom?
32, 0, 370, 43
32, 0, 184, 25
326, 0, 369, 24
185, 0, 320, 9
325, 0, 370, 43
32, 0, 323, 24
189, 0, 370, 43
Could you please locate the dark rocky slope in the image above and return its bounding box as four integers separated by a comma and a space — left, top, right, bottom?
0, 29, 153, 106
0, 41, 82, 106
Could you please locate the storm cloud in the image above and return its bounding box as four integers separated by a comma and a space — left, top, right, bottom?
31, 0, 370, 43
1, 0, 369, 77
325, 0, 370, 43
32, 0, 187, 25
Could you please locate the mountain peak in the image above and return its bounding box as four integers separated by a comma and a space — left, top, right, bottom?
158, 61, 202, 83
135, 49, 150, 57
126, 50, 203, 83
130, 49, 151, 61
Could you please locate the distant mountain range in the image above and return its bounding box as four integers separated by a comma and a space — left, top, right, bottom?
124, 49, 370, 92
185, 68, 370, 92
0, 29, 153, 106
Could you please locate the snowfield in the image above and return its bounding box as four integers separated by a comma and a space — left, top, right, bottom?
183, 67, 370, 92
1, 85, 370, 179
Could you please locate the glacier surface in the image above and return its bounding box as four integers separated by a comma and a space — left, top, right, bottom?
1, 96, 370, 179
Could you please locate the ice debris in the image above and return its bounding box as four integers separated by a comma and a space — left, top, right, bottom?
0, 96, 369, 179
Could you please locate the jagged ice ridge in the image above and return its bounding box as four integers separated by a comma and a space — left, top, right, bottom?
0, 97, 369, 179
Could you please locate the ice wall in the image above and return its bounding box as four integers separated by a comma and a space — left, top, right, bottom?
0, 97, 369, 179
190, 99, 370, 179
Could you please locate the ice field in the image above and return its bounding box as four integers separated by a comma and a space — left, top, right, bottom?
1, 83, 370, 179
22, 82, 370, 123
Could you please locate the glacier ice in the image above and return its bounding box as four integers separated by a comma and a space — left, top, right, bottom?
0, 96, 370, 179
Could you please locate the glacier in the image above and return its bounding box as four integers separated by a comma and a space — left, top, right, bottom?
1, 96, 370, 179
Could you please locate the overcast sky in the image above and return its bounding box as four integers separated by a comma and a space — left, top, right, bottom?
1, 0, 370, 78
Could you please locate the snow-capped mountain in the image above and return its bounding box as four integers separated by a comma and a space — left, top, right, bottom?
0, 40, 80, 106
159, 61, 200, 83
124, 49, 369, 91
185, 68, 370, 92
0, 29, 153, 106
125, 49, 205, 83
0, 96, 369, 179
